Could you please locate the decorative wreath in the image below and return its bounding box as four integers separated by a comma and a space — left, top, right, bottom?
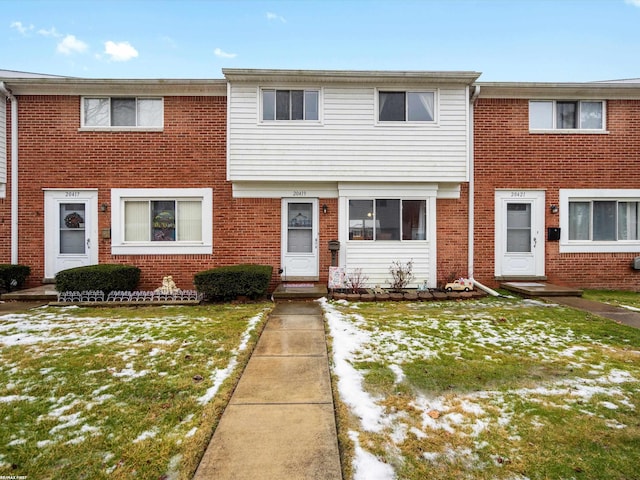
153, 211, 175, 230
64, 212, 84, 229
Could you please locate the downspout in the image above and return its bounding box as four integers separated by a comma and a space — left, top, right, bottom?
468, 85, 480, 281
467, 85, 500, 297
0, 82, 18, 264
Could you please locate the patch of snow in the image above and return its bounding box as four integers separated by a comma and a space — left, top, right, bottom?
0, 395, 36, 403
600, 401, 618, 410
197, 310, 265, 405
349, 431, 395, 480
321, 299, 388, 433
620, 304, 640, 312
8, 438, 26, 446
185, 427, 197, 438
388, 364, 405, 384
133, 428, 158, 443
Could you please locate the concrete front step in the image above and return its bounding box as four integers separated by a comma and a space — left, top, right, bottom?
272, 283, 328, 300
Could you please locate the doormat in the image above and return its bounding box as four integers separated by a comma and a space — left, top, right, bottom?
283, 283, 315, 288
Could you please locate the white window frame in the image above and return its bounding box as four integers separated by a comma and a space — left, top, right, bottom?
560, 189, 640, 253
376, 89, 438, 125
259, 88, 322, 123
111, 188, 212, 255
529, 100, 606, 133
80, 97, 164, 131
347, 198, 428, 242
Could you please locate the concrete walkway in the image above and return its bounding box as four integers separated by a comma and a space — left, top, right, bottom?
193, 301, 342, 480
546, 296, 640, 329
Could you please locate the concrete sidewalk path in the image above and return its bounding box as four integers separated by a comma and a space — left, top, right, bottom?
546, 296, 640, 329
193, 301, 342, 480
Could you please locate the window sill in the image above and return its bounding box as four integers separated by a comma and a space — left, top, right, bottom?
559, 242, 640, 254
112, 244, 212, 255
529, 129, 609, 135
79, 127, 164, 133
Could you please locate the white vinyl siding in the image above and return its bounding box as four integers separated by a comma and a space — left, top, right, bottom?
0, 97, 5, 198
227, 84, 470, 183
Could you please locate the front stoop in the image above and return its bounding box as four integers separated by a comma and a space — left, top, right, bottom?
272, 283, 328, 300
501, 281, 583, 297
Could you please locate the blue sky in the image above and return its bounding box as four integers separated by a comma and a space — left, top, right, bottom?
3, 0, 640, 82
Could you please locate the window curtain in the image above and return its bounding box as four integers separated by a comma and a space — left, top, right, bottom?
177, 201, 202, 241
568, 202, 590, 240
124, 201, 149, 241
413, 92, 434, 121
618, 202, 639, 241
137, 99, 162, 127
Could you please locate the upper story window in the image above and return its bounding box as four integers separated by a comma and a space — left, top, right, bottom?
262, 89, 319, 121
529, 100, 604, 131
378, 91, 435, 122
82, 97, 163, 128
349, 199, 426, 241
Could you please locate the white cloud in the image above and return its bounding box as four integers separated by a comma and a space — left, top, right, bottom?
104, 41, 139, 62
625, 0, 640, 6
57, 34, 88, 55
10, 21, 34, 35
214, 47, 237, 59
266, 12, 286, 23
38, 27, 61, 38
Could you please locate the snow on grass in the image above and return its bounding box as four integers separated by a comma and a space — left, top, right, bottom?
322, 297, 640, 479
197, 310, 264, 405
0, 303, 271, 479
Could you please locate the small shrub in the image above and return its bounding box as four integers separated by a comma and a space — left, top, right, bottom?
346, 268, 369, 294
0, 264, 31, 292
389, 259, 414, 292
55, 264, 140, 294
194, 264, 273, 301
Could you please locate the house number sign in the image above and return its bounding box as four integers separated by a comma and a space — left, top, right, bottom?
510, 191, 526, 198
65, 191, 81, 198
292, 190, 307, 197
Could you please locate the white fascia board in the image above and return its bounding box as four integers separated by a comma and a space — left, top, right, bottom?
476, 81, 640, 100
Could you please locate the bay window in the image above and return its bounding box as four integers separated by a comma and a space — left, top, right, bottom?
349, 199, 426, 241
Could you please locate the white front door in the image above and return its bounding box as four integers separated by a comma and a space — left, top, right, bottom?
281, 198, 319, 280
495, 190, 545, 277
44, 190, 99, 279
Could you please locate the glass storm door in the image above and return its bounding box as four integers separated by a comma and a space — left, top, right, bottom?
45, 190, 99, 279
281, 199, 319, 280
495, 191, 545, 277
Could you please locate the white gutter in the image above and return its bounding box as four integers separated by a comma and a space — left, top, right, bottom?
468, 85, 480, 281
472, 278, 502, 297
0, 82, 18, 264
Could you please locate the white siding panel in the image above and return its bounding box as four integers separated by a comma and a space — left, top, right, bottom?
344, 242, 430, 289
228, 84, 470, 183
0, 98, 6, 198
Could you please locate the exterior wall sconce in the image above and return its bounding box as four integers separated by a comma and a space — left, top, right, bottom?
322, 204, 328, 214
101, 203, 109, 213
550, 204, 559, 214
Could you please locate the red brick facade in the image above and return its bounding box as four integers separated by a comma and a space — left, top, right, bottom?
474, 98, 640, 290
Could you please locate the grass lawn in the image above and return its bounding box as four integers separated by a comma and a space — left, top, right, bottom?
0, 303, 271, 480
583, 289, 640, 311
323, 296, 640, 480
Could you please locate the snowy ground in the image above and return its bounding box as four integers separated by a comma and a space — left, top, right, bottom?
0, 304, 268, 479
321, 297, 640, 480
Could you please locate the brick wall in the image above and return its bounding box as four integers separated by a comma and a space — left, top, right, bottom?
436, 183, 470, 288
1, 95, 297, 291
474, 98, 640, 290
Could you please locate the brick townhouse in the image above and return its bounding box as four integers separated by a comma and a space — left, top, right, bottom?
1, 70, 639, 292
473, 81, 640, 290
